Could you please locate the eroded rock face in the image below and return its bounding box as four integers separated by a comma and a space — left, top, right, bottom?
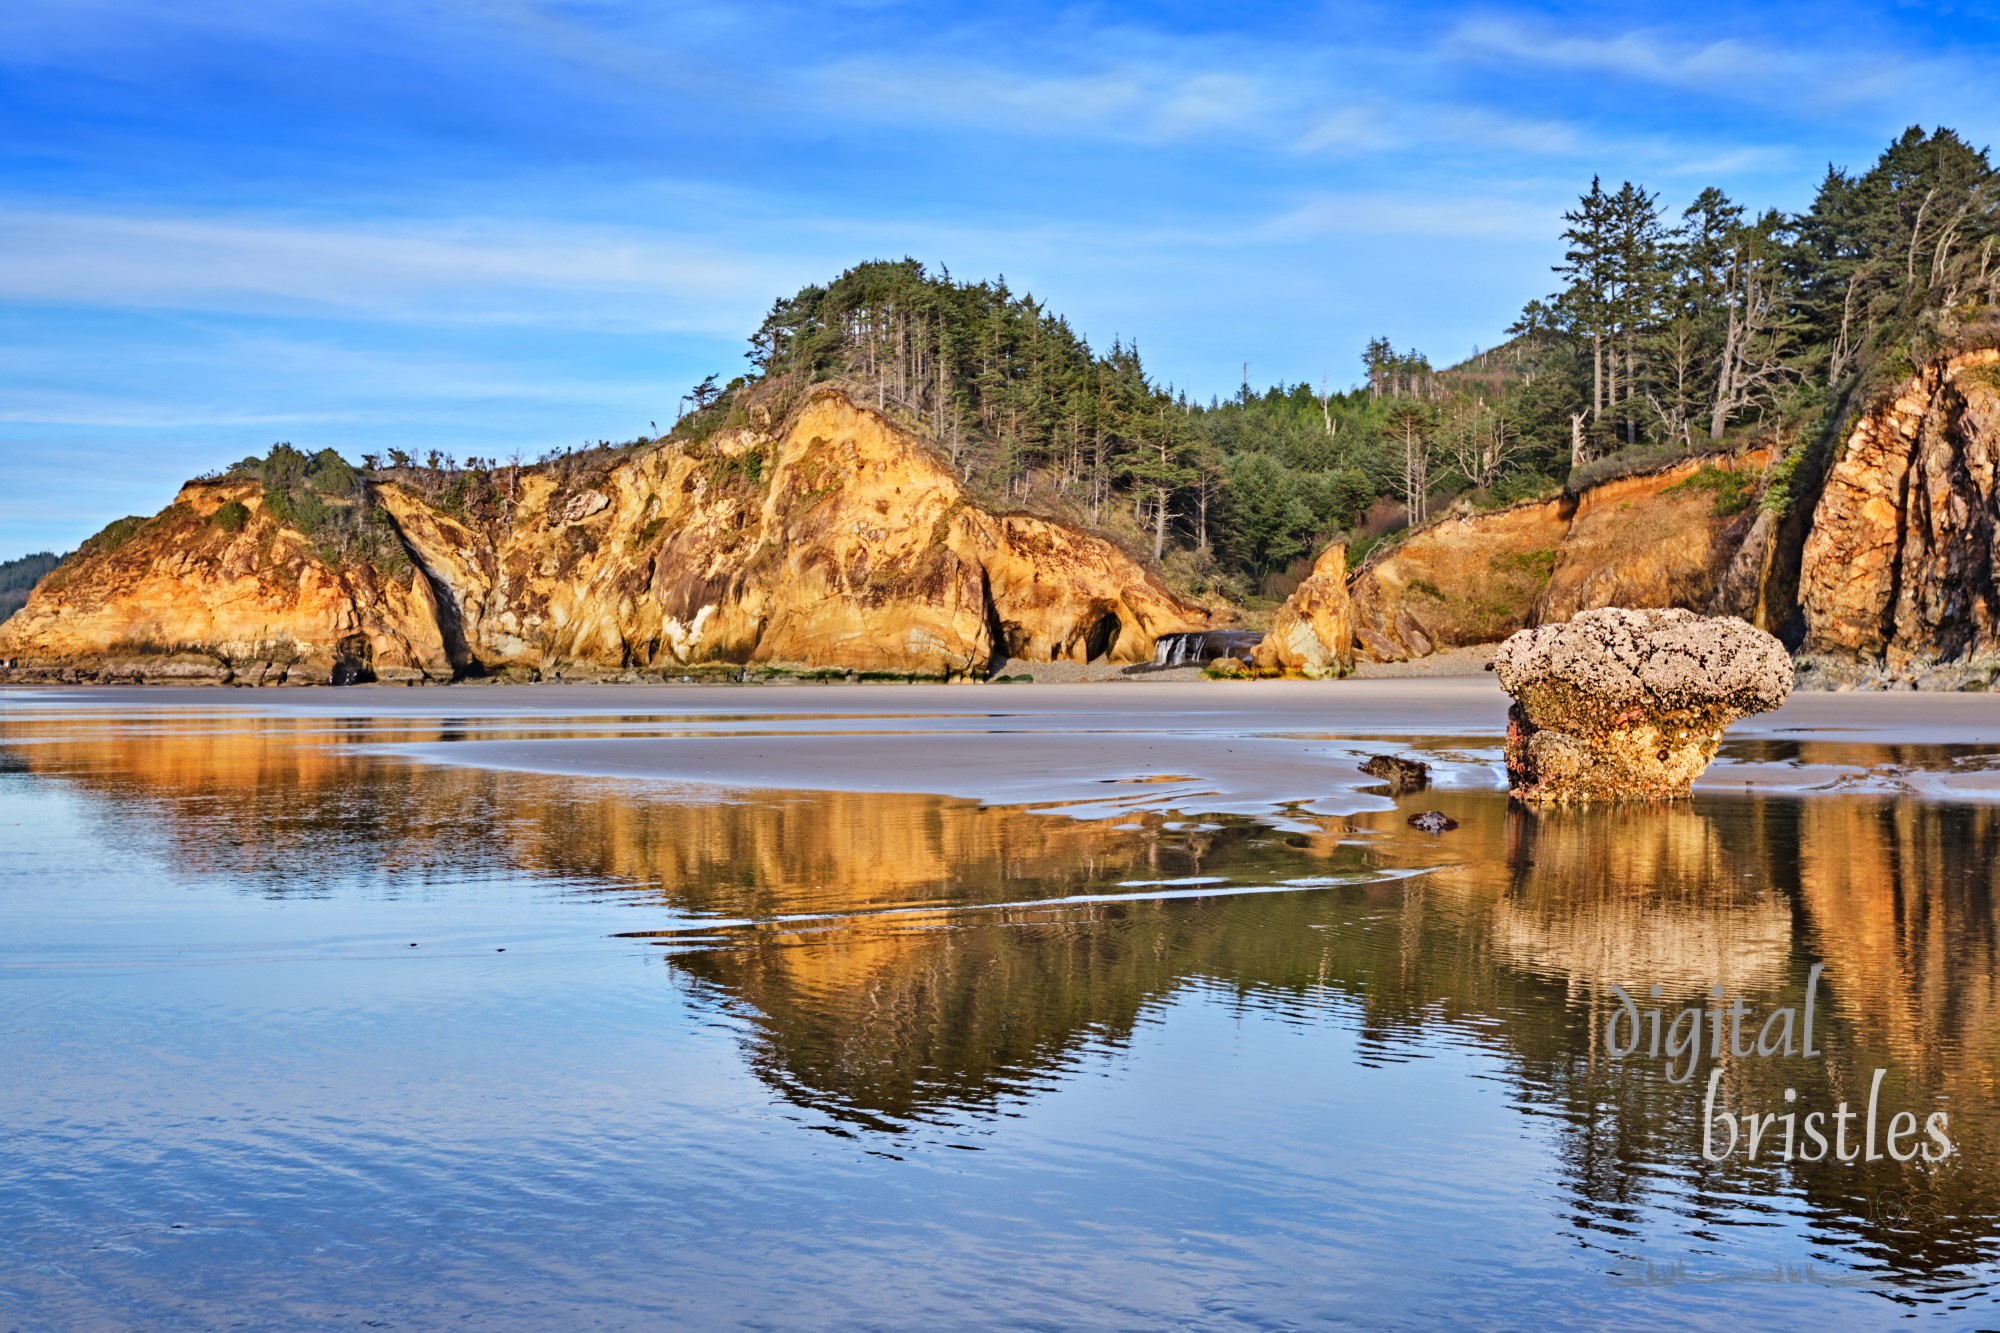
971, 513, 1204, 665
1493, 608, 1793, 803
1347, 502, 1569, 662
1800, 349, 2000, 667
0, 388, 1210, 683
1338, 452, 1773, 665
372, 389, 1209, 678
1251, 542, 1353, 677
1537, 452, 1770, 623
0, 483, 450, 685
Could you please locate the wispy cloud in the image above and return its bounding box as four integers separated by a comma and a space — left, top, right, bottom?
820, 47, 1623, 165
1443, 14, 1953, 112
1292, 104, 1393, 154
1449, 19, 1771, 85
1293, 102, 1589, 158
813, 56, 1283, 143
0, 210, 786, 332
1259, 193, 1556, 242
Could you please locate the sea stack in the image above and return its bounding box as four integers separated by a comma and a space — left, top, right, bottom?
1492, 607, 1793, 803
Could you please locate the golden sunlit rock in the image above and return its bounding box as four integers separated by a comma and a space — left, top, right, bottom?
1251, 541, 1354, 676
1801, 348, 2000, 667
0, 481, 451, 684
0, 387, 1211, 682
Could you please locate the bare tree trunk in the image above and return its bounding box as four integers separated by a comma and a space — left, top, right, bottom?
1606, 337, 1617, 428
1592, 332, 1604, 420
1624, 345, 1636, 445
1710, 297, 1742, 440
1400, 421, 1429, 526
1930, 203, 1970, 289
1908, 187, 1938, 286
1827, 273, 1859, 389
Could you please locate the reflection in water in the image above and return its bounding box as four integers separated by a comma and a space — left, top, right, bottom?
4, 708, 2000, 1322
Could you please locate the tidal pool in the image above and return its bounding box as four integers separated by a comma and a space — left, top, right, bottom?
2, 689, 1997, 1330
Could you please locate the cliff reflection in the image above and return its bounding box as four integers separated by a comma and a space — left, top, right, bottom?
7, 714, 1999, 1275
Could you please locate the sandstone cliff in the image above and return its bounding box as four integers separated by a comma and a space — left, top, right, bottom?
0, 482, 450, 684
1799, 348, 2000, 670
1280, 448, 1775, 667
1536, 451, 1769, 622
1346, 500, 1570, 662
0, 388, 1209, 683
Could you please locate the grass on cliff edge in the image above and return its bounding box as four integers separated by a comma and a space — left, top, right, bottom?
1665, 463, 1758, 516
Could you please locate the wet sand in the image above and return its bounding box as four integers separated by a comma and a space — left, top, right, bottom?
8, 677, 2000, 815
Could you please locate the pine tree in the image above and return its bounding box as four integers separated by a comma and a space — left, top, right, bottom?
1606, 181, 1664, 445
1554, 177, 1619, 425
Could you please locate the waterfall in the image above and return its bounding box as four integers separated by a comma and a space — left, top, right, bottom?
1151, 630, 1264, 667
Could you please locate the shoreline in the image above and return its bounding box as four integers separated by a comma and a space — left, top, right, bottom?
8, 678, 2000, 812
7, 637, 1993, 692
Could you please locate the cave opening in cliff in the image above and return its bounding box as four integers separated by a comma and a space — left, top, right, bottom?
1083, 612, 1122, 663
330, 633, 376, 687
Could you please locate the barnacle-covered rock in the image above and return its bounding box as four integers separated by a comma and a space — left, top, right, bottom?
1492, 607, 1792, 802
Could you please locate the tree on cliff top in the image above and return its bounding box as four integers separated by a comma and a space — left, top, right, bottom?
227, 443, 408, 574
1795, 126, 2000, 388
731, 258, 1214, 563
711, 258, 1568, 599
1513, 125, 2000, 502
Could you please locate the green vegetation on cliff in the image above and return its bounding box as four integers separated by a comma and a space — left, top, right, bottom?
1508, 126, 2000, 513
666, 125, 2000, 601
224, 444, 411, 575
97, 125, 1989, 614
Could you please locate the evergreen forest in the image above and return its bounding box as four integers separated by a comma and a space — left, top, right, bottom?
25, 125, 1996, 611
674, 125, 2000, 601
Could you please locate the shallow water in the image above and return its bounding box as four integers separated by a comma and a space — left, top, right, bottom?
4, 697, 2000, 1329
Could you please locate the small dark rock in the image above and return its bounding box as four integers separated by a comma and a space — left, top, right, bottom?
1407, 811, 1458, 833
1361, 754, 1432, 792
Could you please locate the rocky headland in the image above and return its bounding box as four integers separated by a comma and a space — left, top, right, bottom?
1255, 347, 2000, 690
0, 386, 1213, 685
11, 349, 2000, 692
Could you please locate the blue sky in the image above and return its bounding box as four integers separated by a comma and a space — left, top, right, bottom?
5, 0, 1999, 554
